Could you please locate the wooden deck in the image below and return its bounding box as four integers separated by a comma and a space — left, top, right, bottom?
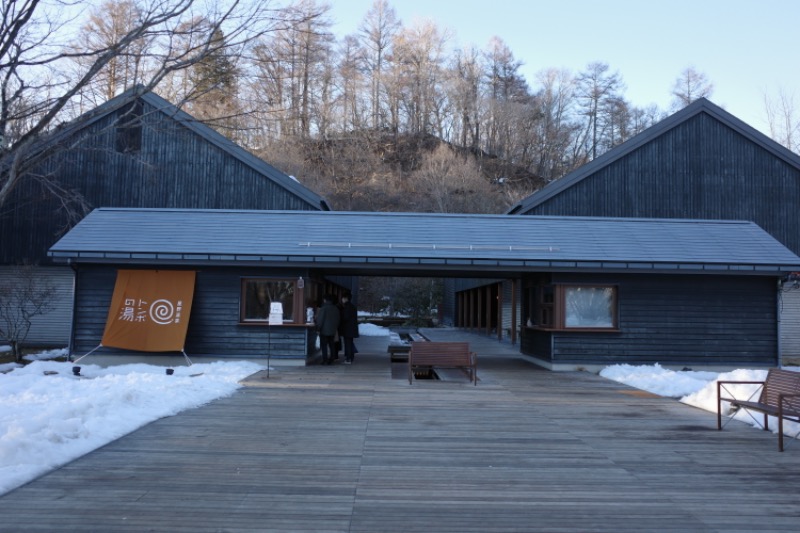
3, 330, 800, 531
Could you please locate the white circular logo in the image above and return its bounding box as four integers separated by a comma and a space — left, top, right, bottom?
149, 299, 175, 325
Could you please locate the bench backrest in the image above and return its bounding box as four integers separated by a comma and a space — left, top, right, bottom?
410, 342, 472, 364
760, 369, 800, 412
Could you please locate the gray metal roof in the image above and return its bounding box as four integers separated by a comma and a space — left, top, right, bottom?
48, 208, 800, 277
507, 98, 800, 215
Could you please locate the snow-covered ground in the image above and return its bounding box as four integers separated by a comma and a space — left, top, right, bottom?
1, 330, 795, 497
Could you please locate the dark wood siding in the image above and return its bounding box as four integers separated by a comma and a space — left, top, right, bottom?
520, 328, 552, 361
523, 113, 800, 255
522, 273, 778, 367
1, 99, 320, 265
72, 266, 312, 360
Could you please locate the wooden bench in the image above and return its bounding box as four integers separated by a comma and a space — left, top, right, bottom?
717, 368, 800, 451
388, 333, 429, 362
388, 344, 411, 362
408, 341, 477, 385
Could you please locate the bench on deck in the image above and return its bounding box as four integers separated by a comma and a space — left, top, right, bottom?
388, 333, 428, 362
388, 344, 411, 362
408, 341, 477, 385
717, 368, 800, 451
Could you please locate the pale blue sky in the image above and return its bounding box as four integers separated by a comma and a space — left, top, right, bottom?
328, 0, 799, 135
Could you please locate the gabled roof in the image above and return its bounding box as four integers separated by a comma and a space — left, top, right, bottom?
507, 98, 800, 215
49, 208, 800, 276
32, 87, 330, 211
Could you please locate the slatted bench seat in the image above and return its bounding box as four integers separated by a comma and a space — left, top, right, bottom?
717, 368, 800, 451
408, 341, 477, 385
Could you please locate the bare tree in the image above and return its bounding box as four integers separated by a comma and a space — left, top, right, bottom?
627, 103, 664, 137
764, 88, 800, 153
671, 66, 713, 110
335, 34, 367, 133
390, 19, 450, 136
575, 61, 624, 160
358, 0, 400, 130
252, 0, 333, 138
69, 0, 154, 110
0, 0, 301, 210
0, 265, 55, 361
482, 37, 529, 159
447, 45, 482, 149
532, 67, 578, 180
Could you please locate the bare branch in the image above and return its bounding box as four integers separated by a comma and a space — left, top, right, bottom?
0, 264, 56, 361
0, 0, 299, 208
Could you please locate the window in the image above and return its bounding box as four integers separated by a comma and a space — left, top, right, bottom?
538, 285, 555, 327
240, 279, 300, 324
526, 283, 618, 331
115, 101, 143, 154
563, 286, 616, 329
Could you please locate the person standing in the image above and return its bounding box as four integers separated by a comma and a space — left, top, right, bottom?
315, 294, 340, 365
339, 292, 359, 364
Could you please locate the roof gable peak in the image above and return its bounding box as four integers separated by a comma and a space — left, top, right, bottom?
32, 87, 329, 211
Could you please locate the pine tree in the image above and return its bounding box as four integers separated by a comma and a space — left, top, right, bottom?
189, 27, 240, 134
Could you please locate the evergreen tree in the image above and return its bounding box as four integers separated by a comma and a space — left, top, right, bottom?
188, 27, 241, 135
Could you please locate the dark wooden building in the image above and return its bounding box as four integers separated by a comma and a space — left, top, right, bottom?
450, 98, 800, 364
50, 209, 800, 369
0, 88, 328, 345
508, 98, 800, 255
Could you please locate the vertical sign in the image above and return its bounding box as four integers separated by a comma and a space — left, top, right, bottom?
101, 270, 196, 352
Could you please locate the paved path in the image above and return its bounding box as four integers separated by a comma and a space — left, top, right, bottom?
2, 330, 800, 532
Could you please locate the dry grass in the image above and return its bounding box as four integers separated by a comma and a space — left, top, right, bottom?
0, 350, 20, 365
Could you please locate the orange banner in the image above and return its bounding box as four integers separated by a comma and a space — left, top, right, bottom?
102, 270, 196, 352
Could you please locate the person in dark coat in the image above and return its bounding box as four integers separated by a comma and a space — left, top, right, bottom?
315, 294, 340, 365
339, 292, 359, 364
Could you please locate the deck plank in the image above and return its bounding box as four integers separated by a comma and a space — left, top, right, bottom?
2, 332, 800, 531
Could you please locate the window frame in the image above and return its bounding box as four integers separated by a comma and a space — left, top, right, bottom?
528, 283, 619, 332
115, 100, 143, 154
239, 277, 305, 325
558, 284, 618, 331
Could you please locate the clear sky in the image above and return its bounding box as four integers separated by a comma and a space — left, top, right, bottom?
327, 0, 799, 135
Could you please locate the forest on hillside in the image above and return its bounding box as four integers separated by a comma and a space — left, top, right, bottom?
2, 0, 798, 213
